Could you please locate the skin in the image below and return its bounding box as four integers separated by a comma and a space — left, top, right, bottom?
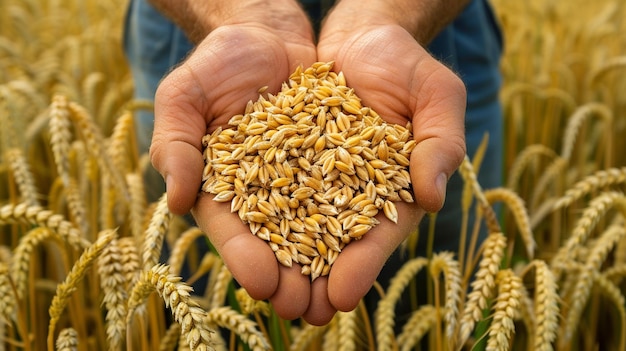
148, 0, 469, 325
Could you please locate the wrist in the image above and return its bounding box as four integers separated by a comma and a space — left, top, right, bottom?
149, 0, 313, 44
323, 0, 470, 45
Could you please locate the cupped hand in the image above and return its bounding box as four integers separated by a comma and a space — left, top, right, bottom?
315, 23, 468, 312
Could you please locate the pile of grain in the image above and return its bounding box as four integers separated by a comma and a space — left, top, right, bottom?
201, 62, 415, 280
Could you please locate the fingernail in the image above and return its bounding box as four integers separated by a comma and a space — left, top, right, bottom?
436, 173, 448, 204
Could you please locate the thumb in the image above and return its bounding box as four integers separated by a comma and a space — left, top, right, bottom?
150, 67, 207, 215
410, 66, 467, 213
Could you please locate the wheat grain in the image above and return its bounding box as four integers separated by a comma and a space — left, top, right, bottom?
202, 62, 415, 280
459, 232, 508, 345
55, 327, 78, 351
376, 257, 429, 351
484, 188, 536, 258
485, 269, 523, 351
48, 229, 117, 350
127, 264, 216, 351
397, 305, 437, 351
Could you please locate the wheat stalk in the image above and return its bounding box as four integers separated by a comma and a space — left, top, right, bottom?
375, 257, 429, 351
506, 144, 559, 190
429, 251, 462, 348
167, 227, 205, 275
47, 229, 117, 350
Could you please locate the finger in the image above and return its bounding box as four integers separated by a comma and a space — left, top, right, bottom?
150, 65, 208, 215
328, 202, 424, 311
302, 277, 337, 326
192, 193, 279, 300
269, 265, 310, 320
410, 62, 467, 213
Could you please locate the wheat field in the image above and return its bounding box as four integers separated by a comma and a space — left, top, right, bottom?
1, 0, 625, 350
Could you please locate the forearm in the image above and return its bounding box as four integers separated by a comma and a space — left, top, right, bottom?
148, 0, 313, 43
324, 0, 471, 45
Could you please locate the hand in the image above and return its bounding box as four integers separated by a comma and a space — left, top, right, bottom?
312, 9, 467, 313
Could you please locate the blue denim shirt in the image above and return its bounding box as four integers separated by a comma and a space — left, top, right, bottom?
123, 0, 503, 252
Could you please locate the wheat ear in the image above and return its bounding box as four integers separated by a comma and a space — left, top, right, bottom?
484, 188, 536, 258
205, 306, 270, 351
560, 102, 612, 161
108, 110, 136, 175
551, 192, 626, 278
0, 202, 90, 249
142, 193, 171, 270
506, 144, 558, 190
289, 323, 328, 351
0, 262, 16, 323
396, 305, 437, 351
552, 167, 626, 210
5, 148, 39, 206
48, 229, 117, 351
337, 309, 358, 351
97, 238, 128, 350
375, 257, 429, 351
526, 260, 559, 351
209, 264, 233, 310
126, 172, 147, 240
10, 227, 58, 299
48, 94, 72, 186
459, 232, 508, 345
429, 251, 462, 348
167, 227, 205, 275
117, 237, 141, 289
485, 269, 523, 351
159, 322, 182, 351
126, 264, 216, 351
67, 100, 130, 202
55, 327, 78, 351
561, 224, 625, 343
